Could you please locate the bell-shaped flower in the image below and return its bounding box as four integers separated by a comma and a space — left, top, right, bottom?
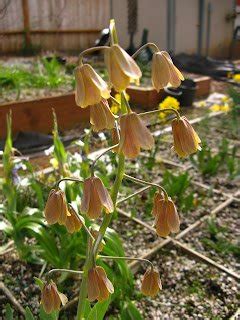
141, 268, 162, 297
105, 44, 142, 91
81, 176, 114, 219
152, 51, 184, 91
172, 116, 201, 158
153, 194, 180, 237
75, 64, 110, 108
87, 266, 114, 302
119, 112, 154, 159
65, 206, 82, 234
41, 281, 68, 314
44, 189, 68, 225
90, 99, 115, 132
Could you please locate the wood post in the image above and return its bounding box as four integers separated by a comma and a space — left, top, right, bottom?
21, 0, 31, 48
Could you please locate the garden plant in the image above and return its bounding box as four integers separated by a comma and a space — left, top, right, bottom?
28, 19, 202, 319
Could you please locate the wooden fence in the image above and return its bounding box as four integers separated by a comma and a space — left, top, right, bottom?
0, 0, 110, 53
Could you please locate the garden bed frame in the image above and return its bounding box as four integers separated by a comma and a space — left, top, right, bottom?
0, 76, 211, 139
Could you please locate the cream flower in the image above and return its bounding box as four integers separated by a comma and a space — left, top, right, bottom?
41, 281, 67, 314
88, 266, 114, 302
153, 193, 180, 237
81, 176, 114, 219
119, 112, 154, 159
152, 51, 184, 91
44, 189, 69, 225
105, 44, 142, 91
172, 116, 201, 158
75, 64, 110, 108
141, 268, 162, 297
90, 99, 115, 132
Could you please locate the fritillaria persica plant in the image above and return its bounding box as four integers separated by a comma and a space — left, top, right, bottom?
40, 20, 201, 319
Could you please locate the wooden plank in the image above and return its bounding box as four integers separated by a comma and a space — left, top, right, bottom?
0, 93, 90, 139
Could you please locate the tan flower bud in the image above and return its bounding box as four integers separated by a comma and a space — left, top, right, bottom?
153, 195, 180, 237
44, 189, 68, 225
172, 116, 201, 158
41, 281, 68, 314
105, 44, 142, 91
81, 177, 114, 219
152, 51, 184, 91
75, 64, 110, 108
119, 112, 154, 159
141, 268, 162, 297
90, 99, 115, 132
87, 266, 114, 302
65, 206, 82, 234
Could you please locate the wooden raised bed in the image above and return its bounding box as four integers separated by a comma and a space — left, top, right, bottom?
127, 76, 211, 108
0, 76, 210, 139
0, 93, 89, 139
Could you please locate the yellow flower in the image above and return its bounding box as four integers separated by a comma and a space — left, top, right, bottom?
210, 104, 221, 112
221, 95, 229, 102
141, 268, 162, 297
110, 93, 130, 115
198, 101, 206, 108
233, 74, 240, 83
159, 96, 180, 119
152, 51, 184, 91
221, 104, 230, 112
74, 64, 110, 108
105, 44, 142, 91
171, 116, 201, 158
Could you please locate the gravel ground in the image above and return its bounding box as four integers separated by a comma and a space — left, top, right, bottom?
181, 201, 240, 274
135, 247, 240, 319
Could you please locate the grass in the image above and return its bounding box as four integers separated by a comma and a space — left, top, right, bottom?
0, 57, 74, 100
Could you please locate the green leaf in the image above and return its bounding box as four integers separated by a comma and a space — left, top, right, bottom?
87, 298, 111, 320
120, 301, 143, 320
39, 305, 58, 320
5, 303, 14, 320
34, 277, 44, 290
25, 307, 35, 320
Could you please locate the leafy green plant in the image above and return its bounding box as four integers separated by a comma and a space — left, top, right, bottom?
202, 219, 240, 258
162, 170, 195, 213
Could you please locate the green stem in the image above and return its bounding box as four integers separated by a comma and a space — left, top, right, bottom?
78, 46, 109, 65
98, 255, 154, 270
46, 269, 83, 280
55, 177, 84, 189
76, 19, 125, 320
124, 174, 168, 201
139, 108, 181, 119
90, 144, 119, 177
132, 42, 160, 59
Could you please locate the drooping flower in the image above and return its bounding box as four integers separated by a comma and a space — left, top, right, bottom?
90, 99, 115, 132
81, 176, 114, 219
87, 266, 114, 302
65, 206, 82, 234
152, 51, 184, 91
119, 112, 154, 159
75, 64, 110, 108
44, 189, 69, 225
41, 281, 68, 314
105, 44, 142, 91
171, 116, 201, 158
141, 268, 162, 297
153, 193, 180, 237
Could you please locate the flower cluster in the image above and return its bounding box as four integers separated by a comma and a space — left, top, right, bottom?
41, 29, 201, 316
159, 96, 180, 119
